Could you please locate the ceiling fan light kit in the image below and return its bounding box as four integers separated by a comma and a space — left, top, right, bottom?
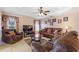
38, 13, 45, 16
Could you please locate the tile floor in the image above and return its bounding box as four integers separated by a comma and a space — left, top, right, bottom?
0, 38, 32, 52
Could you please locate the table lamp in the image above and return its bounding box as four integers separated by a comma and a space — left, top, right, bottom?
65, 26, 69, 33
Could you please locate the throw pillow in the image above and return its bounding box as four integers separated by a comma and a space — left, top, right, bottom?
9, 31, 15, 35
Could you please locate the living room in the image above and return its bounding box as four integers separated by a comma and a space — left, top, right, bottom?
0, 7, 79, 52
0, 8, 34, 52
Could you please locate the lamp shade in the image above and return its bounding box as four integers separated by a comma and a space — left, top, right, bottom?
65, 26, 69, 29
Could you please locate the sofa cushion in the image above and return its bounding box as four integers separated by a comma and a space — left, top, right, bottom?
47, 28, 51, 34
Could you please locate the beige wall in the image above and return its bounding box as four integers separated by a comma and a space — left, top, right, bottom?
19, 15, 34, 32
52, 8, 79, 35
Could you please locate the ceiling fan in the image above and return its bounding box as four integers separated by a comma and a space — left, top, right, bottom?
38, 7, 50, 16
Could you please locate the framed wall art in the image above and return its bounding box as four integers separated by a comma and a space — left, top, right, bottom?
63, 17, 68, 22
48, 20, 51, 23
51, 21, 53, 25
45, 21, 47, 24
58, 19, 62, 23
52, 18, 56, 22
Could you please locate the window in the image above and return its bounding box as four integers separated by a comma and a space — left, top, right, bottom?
7, 17, 16, 29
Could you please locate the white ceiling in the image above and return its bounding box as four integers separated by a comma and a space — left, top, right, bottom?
0, 7, 72, 19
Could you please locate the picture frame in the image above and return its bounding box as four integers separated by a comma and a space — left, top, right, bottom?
51, 21, 53, 25
63, 17, 68, 22
58, 19, 62, 23
52, 18, 56, 22
48, 20, 51, 23
45, 21, 47, 24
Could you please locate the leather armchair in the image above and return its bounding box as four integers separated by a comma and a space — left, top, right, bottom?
2, 29, 23, 44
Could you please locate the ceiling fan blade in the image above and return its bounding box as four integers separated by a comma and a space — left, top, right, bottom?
38, 7, 50, 16
43, 13, 47, 15
38, 7, 43, 13
45, 10, 50, 12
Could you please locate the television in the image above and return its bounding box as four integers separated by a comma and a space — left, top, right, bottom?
23, 25, 33, 33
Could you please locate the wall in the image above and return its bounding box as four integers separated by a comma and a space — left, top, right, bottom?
53, 8, 79, 33
41, 20, 51, 29
19, 15, 34, 32
41, 8, 79, 35
40, 17, 56, 29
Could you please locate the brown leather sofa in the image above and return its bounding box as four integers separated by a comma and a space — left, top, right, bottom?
2, 29, 23, 44
40, 28, 62, 39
